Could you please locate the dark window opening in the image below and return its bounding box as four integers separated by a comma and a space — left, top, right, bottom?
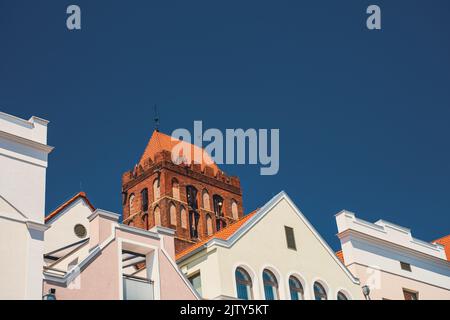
141, 188, 149, 212
186, 186, 199, 239
284, 226, 297, 250
400, 262, 412, 272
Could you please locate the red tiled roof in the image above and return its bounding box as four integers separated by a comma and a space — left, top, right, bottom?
45, 192, 95, 223
433, 235, 450, 261
336, 250, 345, 264
176, 210, 259, 261
139, 130, 220, 175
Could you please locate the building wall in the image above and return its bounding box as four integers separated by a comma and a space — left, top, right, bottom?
348, 264, 450, 300
0, 218, 28, 299
180, 197, 364, 300
336, 211, 450, 300
0, 112, 52, 300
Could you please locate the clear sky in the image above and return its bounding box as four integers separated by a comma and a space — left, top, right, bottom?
1, 1, 449, 250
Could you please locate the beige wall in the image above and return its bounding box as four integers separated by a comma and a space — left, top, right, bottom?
181, 197, 364, 300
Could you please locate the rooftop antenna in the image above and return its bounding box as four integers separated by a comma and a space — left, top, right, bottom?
154, 104, 160, 132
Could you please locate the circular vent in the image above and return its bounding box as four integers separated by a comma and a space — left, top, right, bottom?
74, 224, 87, 238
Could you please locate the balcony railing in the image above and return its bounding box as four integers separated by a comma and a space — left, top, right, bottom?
122, 275, 154, 300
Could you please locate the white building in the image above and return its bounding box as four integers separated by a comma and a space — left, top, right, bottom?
177, 191, 365, 300
0, 111, 53, 299
336, 210, 450, 300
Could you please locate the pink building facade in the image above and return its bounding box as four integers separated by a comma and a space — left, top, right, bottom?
43, 206, 199, 300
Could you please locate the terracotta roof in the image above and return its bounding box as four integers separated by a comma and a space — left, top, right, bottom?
336, 250, 345, 264
433, 235, 450, 261
176, 210, 259, 261
139, 130, 220, 175
45, 192, 95, 223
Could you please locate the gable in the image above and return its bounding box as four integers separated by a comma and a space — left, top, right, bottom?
228, 197, 356, 280
45, 197, 94, 254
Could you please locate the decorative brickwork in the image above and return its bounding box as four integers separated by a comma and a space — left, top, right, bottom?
122, 131, 244, 254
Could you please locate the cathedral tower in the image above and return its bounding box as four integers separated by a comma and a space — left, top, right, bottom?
122, 130, 244, 254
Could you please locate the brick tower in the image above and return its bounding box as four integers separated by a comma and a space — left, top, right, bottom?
122, 130, 244, 254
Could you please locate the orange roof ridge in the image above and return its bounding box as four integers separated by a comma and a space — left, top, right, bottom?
176, 209, 259, 261
138, 130, 220, 175
45, 192, 95, 223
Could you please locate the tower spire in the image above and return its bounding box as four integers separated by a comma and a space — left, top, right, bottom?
154, 104, 160, 132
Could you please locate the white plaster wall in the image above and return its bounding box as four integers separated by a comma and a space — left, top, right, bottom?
0, 218, 28, 299
0, 112, 51, 300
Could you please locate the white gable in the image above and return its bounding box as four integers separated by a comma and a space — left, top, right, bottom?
45, 197, 94, 254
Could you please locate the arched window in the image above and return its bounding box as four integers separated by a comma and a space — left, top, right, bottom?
289, 276, 304, 300
206, 214, 213, 236
141, 188, 149, 212
314, 282, 327, 300
153, 178, 160, 201
337, 291, 349, 300
129, 194, 135, 215
263, 269, 279, 300
235, 268, 253, 300
181, 206, 188, 229
172, 178, 180, 200
154, 206, 161, 226
202, 190, 210, 211
170, 203, 177, 226
231, 200, 239, 220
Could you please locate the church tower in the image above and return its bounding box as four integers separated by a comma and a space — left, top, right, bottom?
121, 130, 244, 254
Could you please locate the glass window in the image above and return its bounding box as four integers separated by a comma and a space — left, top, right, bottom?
314, 282, 327, 300
337, 291, 348, 300
235, 268, 252, 300
403, 289, 419, 300
289, 276, 304, 300
263, 269, 279, 300
188, 273, 202, 296
141, 188, 149, 212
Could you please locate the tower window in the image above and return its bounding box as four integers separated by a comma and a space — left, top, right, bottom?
141, 188, 149, 212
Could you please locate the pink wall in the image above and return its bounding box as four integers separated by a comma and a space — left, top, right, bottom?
349, 264, 450, 300
44, 241, 120, 300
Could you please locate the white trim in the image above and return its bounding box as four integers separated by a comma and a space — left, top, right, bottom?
88, 209, 120, 222
0, 130, 53, 153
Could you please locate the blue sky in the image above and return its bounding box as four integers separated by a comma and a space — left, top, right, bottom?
1, 1, 449, 250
